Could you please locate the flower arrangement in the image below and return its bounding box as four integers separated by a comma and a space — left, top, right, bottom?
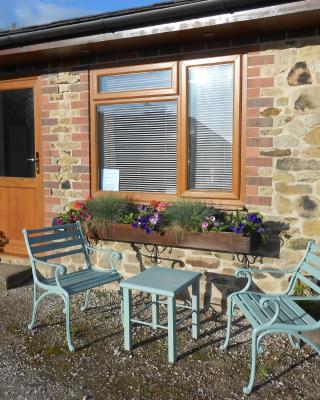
200, 210, 266, 240
0, 230, 9, 252
132, 201, 168, 234
53, 196, 267, 240
53, 200, 90, 225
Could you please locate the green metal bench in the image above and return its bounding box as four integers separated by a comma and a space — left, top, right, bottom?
220, 240, 320, 394
23, 221, 123, 352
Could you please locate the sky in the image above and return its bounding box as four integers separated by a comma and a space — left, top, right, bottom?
0, 0, 168, 30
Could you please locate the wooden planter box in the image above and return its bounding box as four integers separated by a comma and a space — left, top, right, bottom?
89, 223, 258, 254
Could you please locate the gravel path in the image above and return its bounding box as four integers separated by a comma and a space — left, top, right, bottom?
0, 284, 319, 400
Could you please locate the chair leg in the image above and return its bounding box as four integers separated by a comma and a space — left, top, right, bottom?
80, 289, 91, 312
28, 287, 52, 330
220, 295, 234, 351
28, 284, 38, 330
64, 296, 75, 352
243, 330, 259, 395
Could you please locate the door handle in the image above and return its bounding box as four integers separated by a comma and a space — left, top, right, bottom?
26, 152, 40, 174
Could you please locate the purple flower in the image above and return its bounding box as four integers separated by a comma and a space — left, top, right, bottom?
234, 224, 245, 234
247, 213, 261, 224
257, 226, 265, 233
53, 217, 63, 225
132, 221, 139, 228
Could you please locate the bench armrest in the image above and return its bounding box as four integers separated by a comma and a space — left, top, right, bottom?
33, 257, 67, 288
236, 267, 294, 276
234, 267, 295, 294
259, 296, 281, 327
85, 245, 122, 270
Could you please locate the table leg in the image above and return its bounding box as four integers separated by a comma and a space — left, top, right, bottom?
152, 293, 159, 329
123, 288, 132, 351
167, 296, 176, 363
192, 280, 200, 340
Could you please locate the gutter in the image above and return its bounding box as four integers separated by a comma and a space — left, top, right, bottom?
0, 0, 293, 49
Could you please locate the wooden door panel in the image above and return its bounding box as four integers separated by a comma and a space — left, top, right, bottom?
0, 186, 40, 254
0, 77, 43, 256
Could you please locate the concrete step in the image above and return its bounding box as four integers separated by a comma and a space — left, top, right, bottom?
0, 263, 32, 290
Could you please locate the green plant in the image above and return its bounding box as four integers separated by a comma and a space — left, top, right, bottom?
163, 200, 211, 240
86, 194, 132, 235
294, 280, 313, 296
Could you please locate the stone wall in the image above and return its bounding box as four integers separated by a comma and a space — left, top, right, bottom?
246, 41, 320, 259
40, 38, 320, 310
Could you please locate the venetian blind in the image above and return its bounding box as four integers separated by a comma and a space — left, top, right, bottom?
99, 69, 172, 93
98, 101, 177, 193
188, 63, 234, 191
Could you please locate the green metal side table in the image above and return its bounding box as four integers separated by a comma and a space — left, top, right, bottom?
120, 266, 201, 363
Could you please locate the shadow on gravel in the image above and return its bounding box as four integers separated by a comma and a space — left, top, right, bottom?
253, 352, 318, 394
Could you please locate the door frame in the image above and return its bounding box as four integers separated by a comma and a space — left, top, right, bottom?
0, 76, 44, 256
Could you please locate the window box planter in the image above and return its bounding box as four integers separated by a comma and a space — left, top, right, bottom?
87, 223, 259, 255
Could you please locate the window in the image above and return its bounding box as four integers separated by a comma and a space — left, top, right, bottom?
0, 88, 35, 178
91, 56, 242, 204
97, 101, 177, 193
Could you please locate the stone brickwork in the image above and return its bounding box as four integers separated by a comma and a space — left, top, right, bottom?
38, 38, 320, 310
40, 71, 90, 226
244, 41, 320, 266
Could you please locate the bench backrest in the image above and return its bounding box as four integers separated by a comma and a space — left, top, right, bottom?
288, 241, 320, 295
23, 221, 92, 278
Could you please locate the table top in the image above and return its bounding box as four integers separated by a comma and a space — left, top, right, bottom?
120, 266, 201, 297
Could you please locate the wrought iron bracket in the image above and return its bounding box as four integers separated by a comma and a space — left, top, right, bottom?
236, 253, 261, 268
134, 243, 168, 264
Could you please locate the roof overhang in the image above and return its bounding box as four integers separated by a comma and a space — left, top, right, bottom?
0, 0, 319, 68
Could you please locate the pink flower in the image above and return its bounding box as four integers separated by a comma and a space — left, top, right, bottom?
202, 221, 208, 230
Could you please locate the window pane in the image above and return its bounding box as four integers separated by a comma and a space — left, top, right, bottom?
0, 88, 35, 178
188, 63, 234, 191
99, 69, 172, 93
98, 101, 177, 193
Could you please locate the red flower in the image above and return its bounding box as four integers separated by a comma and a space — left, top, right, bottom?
73, 201, 84, 210
150, 200, 168, 212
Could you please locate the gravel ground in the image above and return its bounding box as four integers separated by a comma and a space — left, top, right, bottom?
0, 283, 319, 400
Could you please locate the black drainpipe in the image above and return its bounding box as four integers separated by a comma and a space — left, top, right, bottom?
0, 0, 296, 48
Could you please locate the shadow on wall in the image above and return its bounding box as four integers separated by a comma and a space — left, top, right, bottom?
252, 221, 289, 259
203, 272, 263, 314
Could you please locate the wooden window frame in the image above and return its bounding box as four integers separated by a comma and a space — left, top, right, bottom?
91, 62, 178, 101
180, 55, 242, 203
90, 56, 245, 206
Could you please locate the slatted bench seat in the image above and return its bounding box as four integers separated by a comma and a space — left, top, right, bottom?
233, 292, 317, 328
220, 241, 320, 394
23, 221, 123, 351
44, 268, 121, 295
